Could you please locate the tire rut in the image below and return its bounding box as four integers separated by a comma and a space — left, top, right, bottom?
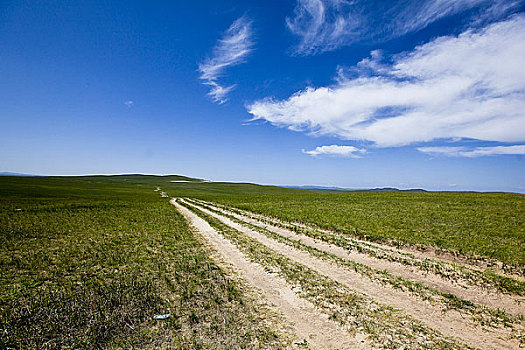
205, 200, 524, 281
183, 199, 522, 350
171, 199, 369, 350
195, 199, 524, 317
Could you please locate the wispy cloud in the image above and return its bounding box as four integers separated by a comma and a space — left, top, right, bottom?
124, 100, 134, 107
248, 15, 525, 149
418, 145, 525, 157
286, 0, 522, 55
198, 16, 254, 104
286, 0, 360, 55
303, 145, 366, 157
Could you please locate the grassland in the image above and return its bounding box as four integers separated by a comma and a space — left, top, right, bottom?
1, 174, 524, 348
168, 183, 524, 267
0, 176, 288, 349
178, 196, 525, 348
177, 199, 470, 349
22, 176, 521, 267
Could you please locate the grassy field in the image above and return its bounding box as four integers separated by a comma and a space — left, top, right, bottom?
0, 176, 288, 349
1, 174, 524, 348
161, 182, 525, 267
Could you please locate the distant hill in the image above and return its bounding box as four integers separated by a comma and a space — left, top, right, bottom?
1, 173, 430, 193
282, 185, 427, 192
0, 173, 204, 181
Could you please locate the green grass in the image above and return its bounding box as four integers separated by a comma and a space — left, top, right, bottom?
0, 176, 288, 349
6, 174, 521, 266
187, 190, 524, 267
140, 179, 524, 267
179, 200, 468, 349
196, 199, 525, 295
1, 174, 523, 347
188, 199, 524, 325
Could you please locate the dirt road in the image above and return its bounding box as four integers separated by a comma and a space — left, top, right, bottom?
171, 199, 369, 350
172, 198, 524, 349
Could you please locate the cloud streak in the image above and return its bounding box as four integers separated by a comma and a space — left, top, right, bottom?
303, 145, 366, 157
418, 145, 525, 157
198, 16, 254, 103
286, 0, 523, 55
248, 15, 525, 149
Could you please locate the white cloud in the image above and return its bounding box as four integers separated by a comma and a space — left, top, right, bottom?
286, 0, 361, 55
418, 145, 525, 157
303, 145, 366, 157
248, 15, 525, 148
204, 82, 236, 105
124, 100, 134, 107
198, 16, 254, 104
286, 0, 522, 54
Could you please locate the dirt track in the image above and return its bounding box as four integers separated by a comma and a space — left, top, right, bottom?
173, 198, 525, 349
197, 199, 524, 316
171, 199, 369, 350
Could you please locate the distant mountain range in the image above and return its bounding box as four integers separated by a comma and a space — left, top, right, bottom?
283, 185, 428, 192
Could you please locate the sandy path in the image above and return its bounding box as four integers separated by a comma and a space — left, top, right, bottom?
197, 199, 525, 317
171, 199, 369, 350
184, 199, 522, 350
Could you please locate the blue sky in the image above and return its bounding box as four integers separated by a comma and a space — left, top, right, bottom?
1, 0, 524, 192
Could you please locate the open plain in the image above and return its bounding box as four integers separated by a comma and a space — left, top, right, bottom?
1, 175, 524, 349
